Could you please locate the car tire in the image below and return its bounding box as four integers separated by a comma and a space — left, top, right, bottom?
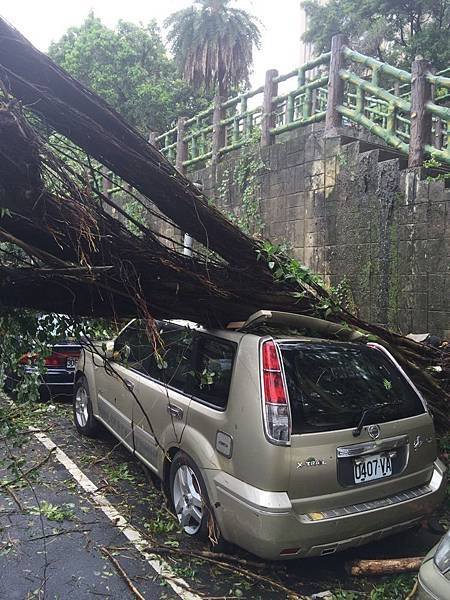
3, 374, 15, 394
38, 385, 51, 403
170, 452, 217, 542
73, 376, 101, 437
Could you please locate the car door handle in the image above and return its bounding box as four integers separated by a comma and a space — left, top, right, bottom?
124, 379, 135, 392
167, 404, 183, 420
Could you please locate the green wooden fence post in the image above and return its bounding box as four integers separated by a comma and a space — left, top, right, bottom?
429, 68, 443, 151
409, 57, 432, 167
303, 87, 312, 120
240, 96, 249, 135
176, 116, 188, 173
286, 93, 295, 123
212, 94, 226, 162
261, 69, 278, 147
325, 34, 347, 135
371, 66, 380, 87
434, 115, 443, 150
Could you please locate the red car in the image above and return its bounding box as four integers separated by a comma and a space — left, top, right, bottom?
4, 340, 81, 401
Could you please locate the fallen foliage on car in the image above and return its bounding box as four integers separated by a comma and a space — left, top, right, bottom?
0, 17, 448, 428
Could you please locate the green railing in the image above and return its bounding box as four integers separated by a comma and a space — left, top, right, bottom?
271, 52, 330, 136
390, 67, 450, 106
425, 69, 450, 163
338, 47, 412, 155
336, 46, 449, 165
155, 52, 331, 169
150, 35, 449, 171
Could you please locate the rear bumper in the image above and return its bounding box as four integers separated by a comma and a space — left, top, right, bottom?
211, 459, 447, 560
23, 367, 75, 387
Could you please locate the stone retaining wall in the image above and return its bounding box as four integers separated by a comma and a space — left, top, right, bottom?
189, 126, 450, 336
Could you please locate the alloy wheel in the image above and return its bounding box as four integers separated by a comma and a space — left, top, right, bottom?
75, 385, 89, 428
172, 464, 203, 534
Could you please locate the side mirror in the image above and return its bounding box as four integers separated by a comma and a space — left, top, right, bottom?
104, 340, 115, 360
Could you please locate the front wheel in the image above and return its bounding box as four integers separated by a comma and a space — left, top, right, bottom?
73, 376, 101, 437
170, 452, 213, 540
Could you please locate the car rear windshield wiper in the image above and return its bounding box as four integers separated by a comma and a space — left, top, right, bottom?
352, 407, 377, 437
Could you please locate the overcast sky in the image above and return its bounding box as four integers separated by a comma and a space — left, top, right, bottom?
0, 0, 307, 86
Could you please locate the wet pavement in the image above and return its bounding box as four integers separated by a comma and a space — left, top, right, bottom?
0, 394, 448, 600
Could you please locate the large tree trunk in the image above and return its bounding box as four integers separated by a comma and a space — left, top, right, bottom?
0, 18, 257, 269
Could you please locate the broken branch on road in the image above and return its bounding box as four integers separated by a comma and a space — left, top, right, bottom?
0, 447, 55, 489
101, 546, 146, 600
347, 557, 424, 576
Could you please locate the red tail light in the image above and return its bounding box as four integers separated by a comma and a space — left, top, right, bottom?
19, 350, 80, 367
263, 371, 286, 403
44, 354, 66, 367
45, 351, 80, 367
261, 340, 291, 444
262, 341, 280, 371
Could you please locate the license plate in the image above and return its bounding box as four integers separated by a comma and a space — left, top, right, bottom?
66, 358, 77, 369
354, 453, 392, 484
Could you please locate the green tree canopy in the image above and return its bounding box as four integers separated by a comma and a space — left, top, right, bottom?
165, 0, 261, 97
48, 13, 209, 134
302, 0, 450, 71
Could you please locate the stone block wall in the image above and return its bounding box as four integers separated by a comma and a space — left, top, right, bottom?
189, 126, 450, 336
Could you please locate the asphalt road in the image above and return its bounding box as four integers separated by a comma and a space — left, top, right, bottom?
0, 424, 177, 599
0, 394, 447, 600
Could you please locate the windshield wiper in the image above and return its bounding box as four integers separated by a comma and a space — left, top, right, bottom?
352, 407, 377, 437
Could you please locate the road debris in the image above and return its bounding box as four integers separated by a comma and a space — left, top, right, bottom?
347, 557, 424, 576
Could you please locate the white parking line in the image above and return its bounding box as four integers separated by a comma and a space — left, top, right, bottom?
34, 431, 201, 600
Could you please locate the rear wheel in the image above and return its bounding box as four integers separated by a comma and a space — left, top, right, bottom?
73, 376, 101, 437
38, 385, 51, 403
170, 452, 214, 541
3, 373, 15, 394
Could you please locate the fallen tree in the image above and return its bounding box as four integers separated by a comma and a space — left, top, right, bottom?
0, 92, 329, 325
0, 18, 448, 428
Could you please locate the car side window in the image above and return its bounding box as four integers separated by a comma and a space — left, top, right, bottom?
143, 325, 193, 393
191, 335, 236, 409
113, 320, 151, 370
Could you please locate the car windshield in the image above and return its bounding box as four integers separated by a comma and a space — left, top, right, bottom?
279, 342, 425, 434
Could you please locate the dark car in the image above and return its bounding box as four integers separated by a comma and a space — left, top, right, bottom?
4, 340, 81, 401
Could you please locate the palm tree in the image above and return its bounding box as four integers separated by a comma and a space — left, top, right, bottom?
165, 0, 261, 98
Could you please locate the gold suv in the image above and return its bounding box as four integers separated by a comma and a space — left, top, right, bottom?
73, 311, 447, 559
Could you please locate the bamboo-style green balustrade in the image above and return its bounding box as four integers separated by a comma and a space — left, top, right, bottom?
424, 69, 450, 163
147, 35, 450, 175
391, 67, 450, 105
337, 47, 412, 155
154, 53, 332, 170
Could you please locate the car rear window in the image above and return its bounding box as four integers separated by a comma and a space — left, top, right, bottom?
278, 342, 425, 434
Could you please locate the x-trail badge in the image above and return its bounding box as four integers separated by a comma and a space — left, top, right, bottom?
367, 424, 381, 440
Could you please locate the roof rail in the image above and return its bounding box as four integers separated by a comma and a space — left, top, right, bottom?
227, 310, 365, 341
